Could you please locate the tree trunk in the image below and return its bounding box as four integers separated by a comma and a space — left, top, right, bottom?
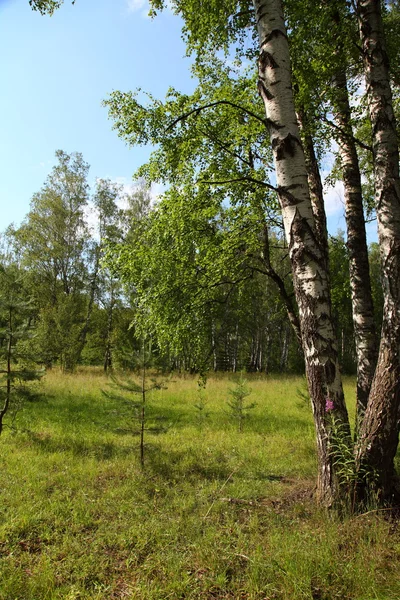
253, 0, 351, 506
103, 303, 114, 373
0, 307, 13, 435
211, 320, 218, 372
279, 323, 290, 372
75, 248, 100, 368
355, 0, 400, 501
297, 107, 329, 269
332, 67, 378, 434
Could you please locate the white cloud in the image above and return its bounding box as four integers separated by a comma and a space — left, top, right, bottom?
125, 0, 173, 17
323, 180, 345, 217
92, 176, 164, 208
126, 0, 147, 12
86, 177, 165, 239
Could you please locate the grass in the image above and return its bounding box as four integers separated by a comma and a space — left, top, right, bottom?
0, 369, 399, 599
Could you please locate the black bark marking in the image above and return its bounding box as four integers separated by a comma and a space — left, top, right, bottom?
272, 132, 301, 161
324, 359, 336, 385
276, 185, 304, 207
260, 29, 287, 47
257, 79, 274, 101
288, 208, 324, 265
259, 49, 279, 71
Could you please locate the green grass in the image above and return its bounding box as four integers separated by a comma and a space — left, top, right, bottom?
0, 369, 399, 599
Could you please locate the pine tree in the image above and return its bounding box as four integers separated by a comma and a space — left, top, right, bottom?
0, 275, 44, 434
103, 338, 167, 467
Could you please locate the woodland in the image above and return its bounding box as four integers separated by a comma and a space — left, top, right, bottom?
1, 1, 400, 595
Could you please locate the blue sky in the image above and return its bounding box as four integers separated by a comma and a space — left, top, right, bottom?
0, 0, 377, 240
0, 0, 194, 230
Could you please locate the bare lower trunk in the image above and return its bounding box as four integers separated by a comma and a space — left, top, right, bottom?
103, 286, 116, 373
279, 324, 290, 372
140, 357, 146, 468
355, 0, 400, 501
233, 323, 239, 373
76, 249, 100, 367
0, 307, 12, 435
332, 68, 378, 433
103, 305, 114, 372
253, 0, 351, 506
211, 320, 217, 372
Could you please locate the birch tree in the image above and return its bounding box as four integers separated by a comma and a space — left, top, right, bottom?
354, 0, 400, 500
331, 67, 378, 431
111, 0, 400, 505
251, 0, 352, 505
287, 0, 379, 431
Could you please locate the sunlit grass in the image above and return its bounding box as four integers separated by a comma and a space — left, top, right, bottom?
0, 369, 398, 599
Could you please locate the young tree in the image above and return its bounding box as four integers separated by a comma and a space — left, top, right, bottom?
103, 338, 166, 468
227, 375, 256, 432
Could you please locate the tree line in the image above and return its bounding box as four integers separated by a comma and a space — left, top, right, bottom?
2, 150, 379, 377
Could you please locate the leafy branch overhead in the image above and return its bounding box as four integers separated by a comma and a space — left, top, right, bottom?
29, 0, 74, 15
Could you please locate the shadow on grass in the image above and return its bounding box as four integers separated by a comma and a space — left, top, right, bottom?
25, 431, 135, 461
248, 412, 312, 435
23, 430, 288, 488
144, 445, 286, 484
25, 389, 312, 441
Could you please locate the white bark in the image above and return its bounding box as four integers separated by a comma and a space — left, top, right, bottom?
253, 0, 351, 505
355, 0, 400, 497
332, 68, 378, 432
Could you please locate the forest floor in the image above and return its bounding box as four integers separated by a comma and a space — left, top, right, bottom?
0, 369, 399, 599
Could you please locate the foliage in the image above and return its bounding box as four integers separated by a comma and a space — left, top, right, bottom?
105, 57, 303, 373
227, 374, 255, 432
29, 0, 73, 15
327, 411, 379, 514
0, 268, 44, 433
11, 150, 92, 371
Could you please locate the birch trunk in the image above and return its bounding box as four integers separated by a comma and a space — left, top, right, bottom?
297, 108, 329, 268
103, 292, 115, 373
332, 68, 378, 433
253, 0, 351, 505
355, 0, 400, 500
74, 247, 100, 369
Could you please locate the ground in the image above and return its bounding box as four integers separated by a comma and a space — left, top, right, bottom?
0, 369, 399, 599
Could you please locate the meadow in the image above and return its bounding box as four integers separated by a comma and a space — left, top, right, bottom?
0, 370, 399, 599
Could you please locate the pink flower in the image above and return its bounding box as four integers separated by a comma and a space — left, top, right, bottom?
325, 398, 334, 412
